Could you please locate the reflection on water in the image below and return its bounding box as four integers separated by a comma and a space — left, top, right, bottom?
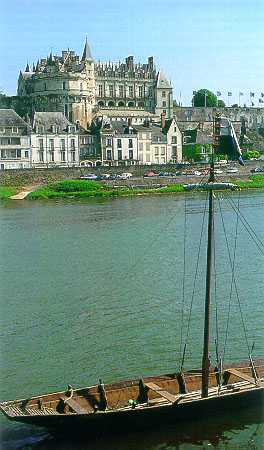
1, 407, 263, 449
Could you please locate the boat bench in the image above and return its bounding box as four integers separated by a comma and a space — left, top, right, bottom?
144, 382, 181, 403
225, 369, 257, 385
60, 395, 88, 414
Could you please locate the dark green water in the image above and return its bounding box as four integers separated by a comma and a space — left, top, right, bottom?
0, 192, 263, 449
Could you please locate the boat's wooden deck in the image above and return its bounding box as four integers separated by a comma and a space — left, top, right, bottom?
1, 365, 263, 418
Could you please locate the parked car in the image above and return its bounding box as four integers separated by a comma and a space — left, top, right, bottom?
193, 170, 202, 176
250, 167, 264, 173
120, 172, 133, 179
214, 169, 223, 174
79, 174, 98, 180
143, 171, 157, 177
226, 168, 238, 174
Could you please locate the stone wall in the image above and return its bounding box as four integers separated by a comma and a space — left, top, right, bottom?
174, 107, 264, 130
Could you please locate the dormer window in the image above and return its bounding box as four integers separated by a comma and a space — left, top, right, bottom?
68, 125, 76, 133
12, 127, 19, 133
36, 125, 44, 134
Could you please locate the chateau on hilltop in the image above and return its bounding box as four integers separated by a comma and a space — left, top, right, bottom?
17, 39, 173, 128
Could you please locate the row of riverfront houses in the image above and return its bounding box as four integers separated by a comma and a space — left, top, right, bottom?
0, 109, 182, 170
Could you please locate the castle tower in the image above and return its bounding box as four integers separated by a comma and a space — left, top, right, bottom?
155, 71, 173, 119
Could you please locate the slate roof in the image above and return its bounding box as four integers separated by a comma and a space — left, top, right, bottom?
156, 70, 171, 89
33, 112, 72, 132
82, 38, 93, 61
0, 109, 30, 129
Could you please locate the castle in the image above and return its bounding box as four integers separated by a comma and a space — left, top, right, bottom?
17, 39, 173, 128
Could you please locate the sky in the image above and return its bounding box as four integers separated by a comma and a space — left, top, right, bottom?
0, 0, 263, 107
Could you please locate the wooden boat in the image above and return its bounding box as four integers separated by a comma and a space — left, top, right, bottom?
1, 115, 263, 434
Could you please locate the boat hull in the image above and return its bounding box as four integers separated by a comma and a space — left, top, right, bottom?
5, 385, 264, 436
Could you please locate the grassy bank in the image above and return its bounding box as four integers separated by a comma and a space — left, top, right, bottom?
0, 186, 19, 199
27, 176, 264, 200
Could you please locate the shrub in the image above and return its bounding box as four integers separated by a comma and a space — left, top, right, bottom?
50, 180, 103, 192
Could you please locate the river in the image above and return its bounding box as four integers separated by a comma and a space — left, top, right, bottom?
0, 191, 263, 449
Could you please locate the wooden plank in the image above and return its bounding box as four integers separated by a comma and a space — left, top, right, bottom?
144, 382, 179, 403
226, 368, 256, 384
60, 396, 88, 414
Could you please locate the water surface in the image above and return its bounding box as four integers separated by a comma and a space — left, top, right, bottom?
0, 192, 263, 449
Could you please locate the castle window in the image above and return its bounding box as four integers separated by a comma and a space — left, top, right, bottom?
108, 101, 115, 107
138, 101, 144, 108
172, 136, 177, 144
39, 151, 44, 162
129, 139, 133, 148
12, 127, 19, 134
129, 149, 133, 159
62, 81, 66, 90
44, 83, 47, 91
107, 138, 112, 146
117, 101, 125, 107
98, 85, 103, 97
129, 86, 133, 97
162, 101, 166, 107
61, 139, 65, 150
71, 151, 76, 162
172, 146, 177, 156
119, 85, 124, 97
128, 101, 134, 107
118, 149, 122, 160
25, 151, 29, 158
162, 91, 166, 97
109, 85, 114, 97
61, 151, 66, 162
80, 82, 83, 91
70, 139, 75, 149
98, 101, 105, 107
161, 147, 165, 155
117, 139, 122, 148
138, 86, 143, 98
154, 147, 159, 156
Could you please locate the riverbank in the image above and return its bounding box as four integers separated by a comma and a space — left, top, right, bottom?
0, 175, 261, 200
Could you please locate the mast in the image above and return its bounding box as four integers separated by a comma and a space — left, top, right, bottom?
201, 115, 219, 397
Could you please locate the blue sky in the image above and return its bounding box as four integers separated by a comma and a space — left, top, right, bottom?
0, 0, 263, 106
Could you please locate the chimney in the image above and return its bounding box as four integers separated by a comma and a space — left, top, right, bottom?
148, 56, 154, 70
161, 112, 166, 129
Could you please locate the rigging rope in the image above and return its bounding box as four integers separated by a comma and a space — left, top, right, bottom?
226, 197, 264, 256
180, 192, 208, 372
217, 194, 251, 363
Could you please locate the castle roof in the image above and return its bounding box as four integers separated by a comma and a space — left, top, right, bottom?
81, 38, 93, 62
156, 70, 171, 89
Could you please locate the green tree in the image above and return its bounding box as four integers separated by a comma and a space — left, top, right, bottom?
183, 144, 203, 162
217, 100, 226, 107
244, 150, 260, 160
193, 89, 217, 107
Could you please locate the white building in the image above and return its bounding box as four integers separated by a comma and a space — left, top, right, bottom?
30, 112, 80, 167
0, 109, 31, 170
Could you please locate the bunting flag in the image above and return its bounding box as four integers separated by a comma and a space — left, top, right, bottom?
261, 93, 264, 97
251, 102, 254, 106
250, 92, 255, 97
228, 92, 232, 96
259, 99, 264, 103
215, 117, 245, 165
239, 92, 244, 96
216, 91, 221, 96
